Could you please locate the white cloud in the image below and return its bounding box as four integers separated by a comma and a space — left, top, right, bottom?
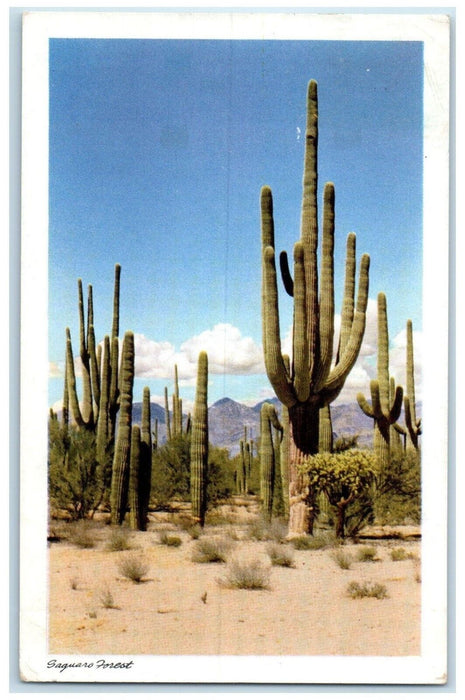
133, 324, 264, 380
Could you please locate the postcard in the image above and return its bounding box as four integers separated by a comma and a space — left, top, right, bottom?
20, 9, 450, 684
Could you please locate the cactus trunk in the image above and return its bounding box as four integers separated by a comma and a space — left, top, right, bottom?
110, 331, 134, 525
190, 352, 209, 526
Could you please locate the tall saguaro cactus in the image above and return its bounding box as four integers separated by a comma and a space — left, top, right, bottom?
110, 331, 135, 525
190, 352, 209, 526
260, 80, 370, 535
357, 293, 403, 471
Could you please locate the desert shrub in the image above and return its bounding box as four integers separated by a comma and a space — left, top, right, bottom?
390, 547, 418, 562
266, 543, 295, 568
347, 581, 388, 599
331, 548, 352, 570
150, 435, 191, 505
118, 554, 149, 583
106, 527, 131, 552
219, 559, 271, 590
68, 521, 98, 549
373, 450, 421, 525
159, 532, 182, 547
191, 537, 234, 563
48, 421, 105, 520
356, 545, 379, 562
291, 531, 336, 551
187, 524, 202, 540
151, 437, 235, 507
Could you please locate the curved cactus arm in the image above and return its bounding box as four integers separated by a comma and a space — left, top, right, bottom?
279, 251, 294, 297
292, 243, 309, 402
357, 390, 375, 419
323, 253, 370, 394
394, 422, 407, 436
314, 182, 335, 391
263, 245, 297, 407
65, 328, 85, 428
389, 384, 403, 423
266, 403, 283, 437
404, 396, 421, 446
337, 233, 357, 363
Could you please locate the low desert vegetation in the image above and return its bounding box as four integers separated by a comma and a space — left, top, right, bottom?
356, 545, 380, 562
390, 547, 418, 561
106, 527, 132, 552
118, 554, 150, 583
191, 536, 234, 563
158, 532, 182, 547
347, 581, 388, 599
331, 548, 353, 570
266, 543, 295, 568
218, 559, 271, 590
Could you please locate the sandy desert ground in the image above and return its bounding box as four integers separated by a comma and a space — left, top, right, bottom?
48, 500, 421, 657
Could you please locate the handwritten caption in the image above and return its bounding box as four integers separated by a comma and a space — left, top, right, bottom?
47, 659, 134, 673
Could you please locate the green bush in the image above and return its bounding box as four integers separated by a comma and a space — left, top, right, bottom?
374, 450, 421, 525
106, 527, 131, 552
48, 421, 105, 520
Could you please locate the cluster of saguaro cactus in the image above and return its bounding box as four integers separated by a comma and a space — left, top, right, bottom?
65, 264, 121, 436
260, 80, 370, 535
357, 293, 403, 471
259, 402, 283, 521
190, 351, 209, 526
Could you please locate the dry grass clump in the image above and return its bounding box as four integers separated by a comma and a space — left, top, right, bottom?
356, 545, 380, 562
68, 521, 98, 549
99, 587, 119, 609
390, 547, 418, 561
118, 554, 150, 583
158, 532, 182, 547
266, 543, 296, 568
106, 527, 132, 552
218, 559, 271, 590
331, 548, 353, 570
191, 536, 234, 563
291, 531, 335, 551
347, 581, 388, 599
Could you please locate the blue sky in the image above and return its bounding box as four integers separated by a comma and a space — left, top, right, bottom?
48, 38, 424, 411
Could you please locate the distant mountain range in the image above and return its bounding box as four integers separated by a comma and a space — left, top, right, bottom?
57, 396, 420, 456
132, 396, 417, 455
